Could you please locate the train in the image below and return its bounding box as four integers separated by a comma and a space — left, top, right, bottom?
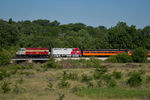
16, 48, 150, 58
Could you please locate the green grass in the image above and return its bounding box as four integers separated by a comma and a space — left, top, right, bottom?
75, 87, 150, 99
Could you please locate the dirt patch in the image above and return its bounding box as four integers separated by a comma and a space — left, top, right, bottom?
125, 63, 138, 68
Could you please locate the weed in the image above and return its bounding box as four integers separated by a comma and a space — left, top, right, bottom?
112, 71, 122, 79
57, 93, 65, 100
45, 57, 58, 68
17, 77, 24, 84
47, 81, 53, 90
127, 71, 143, 87
62, 71, 68, 80
81, 74, 91, 83
13, 84, 20, 94
58, 79, 70, 88
107, 80, 117, 87
1, 81, 11, 93
36, 68, 41, 72
72, 86, 83, 93
0, 69, 10, 81
87, 81, 94, 88
93, 66, 108, 79
146, 75, 150, 83
19, 71, 34, 76
67, 72, 78, 80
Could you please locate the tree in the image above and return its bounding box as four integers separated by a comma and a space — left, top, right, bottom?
131, 47, 148, 63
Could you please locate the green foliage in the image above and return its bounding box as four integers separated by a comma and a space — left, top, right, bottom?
106, 53, 132, 63
132, 47, 148, 63
81, 74, 91, 83
127, 71, 143, 87
58, 79, 70, 88
93, 66, 108, 79
57, 94, 65, 100
105, 55, 118, 63
1, 81, 11, 93
75, 87, 150, 98
45, 57, 58, 68
13, 84, 21, 94
112, 71, 122, 79
90, 57, 102, 68
146, 75, 150, 83
0, 69, 10, 81
67, 72, 78, 80
1, 18, 150, 61
17, 77, 24, 84
0, 49, 10, 65
47, 81, 53, 90
72, 86, 83, 93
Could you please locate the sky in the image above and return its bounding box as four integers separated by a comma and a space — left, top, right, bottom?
0, 0, 150, 28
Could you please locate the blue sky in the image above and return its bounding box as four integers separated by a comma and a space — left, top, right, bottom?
0, 0, 150, 28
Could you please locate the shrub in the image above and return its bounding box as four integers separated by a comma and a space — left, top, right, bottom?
1, 81, 11, 93
112, 71, 122, 79
106, 53, 132, 63
93, 65, 108, 79
107, 79, 117, 87
17, 77, 24, 84
62, 71, 68, 80
127, 72, 143, 87
81, 74, 91, 82
105, 55, 118, 63
68, 72, 78, 80
57, 94, 65, 100
0, 69, 10, 81
72, 86, 82, 93
58, 79, 70, 88
13, 84, 20, 94
146, 75, 150, 83
116, 53, 132, 63
0, 49, 10, 65
45, 57, 58, 68
47, 81, 53, 90
87, 81, 94, 88
131, 47, 148, 63
90, 57, 102, 68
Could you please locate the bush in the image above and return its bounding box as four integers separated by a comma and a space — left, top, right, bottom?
0, 69, 10, 81
105, 55, 118, 63
58, 79, 70, 88
1, 81, 11, 93
81, 74, 91, 82
127, 72, 143, 87
0, 49, 10, 65
146, 75, 150, 83
116, 53, 132, 63
132, 47, 148, 63
93, 65, 108, 79
45, 57, 58, 68
47, 81, 53, 90
67, 72, 78, 80
112, 71, 122, 79
13, 84, 20, 94
57, 93, 65, 100
90, 57, 102, 68
107, 79, 117, 87
106, 53, 132, 63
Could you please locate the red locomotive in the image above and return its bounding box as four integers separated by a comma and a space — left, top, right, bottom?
16, 48, 50, 58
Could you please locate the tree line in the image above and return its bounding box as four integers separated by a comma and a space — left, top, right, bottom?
0, 18, 150, 65
0, 18, 150, 51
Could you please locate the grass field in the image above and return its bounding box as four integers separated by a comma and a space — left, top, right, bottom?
0, 60, 150, 100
